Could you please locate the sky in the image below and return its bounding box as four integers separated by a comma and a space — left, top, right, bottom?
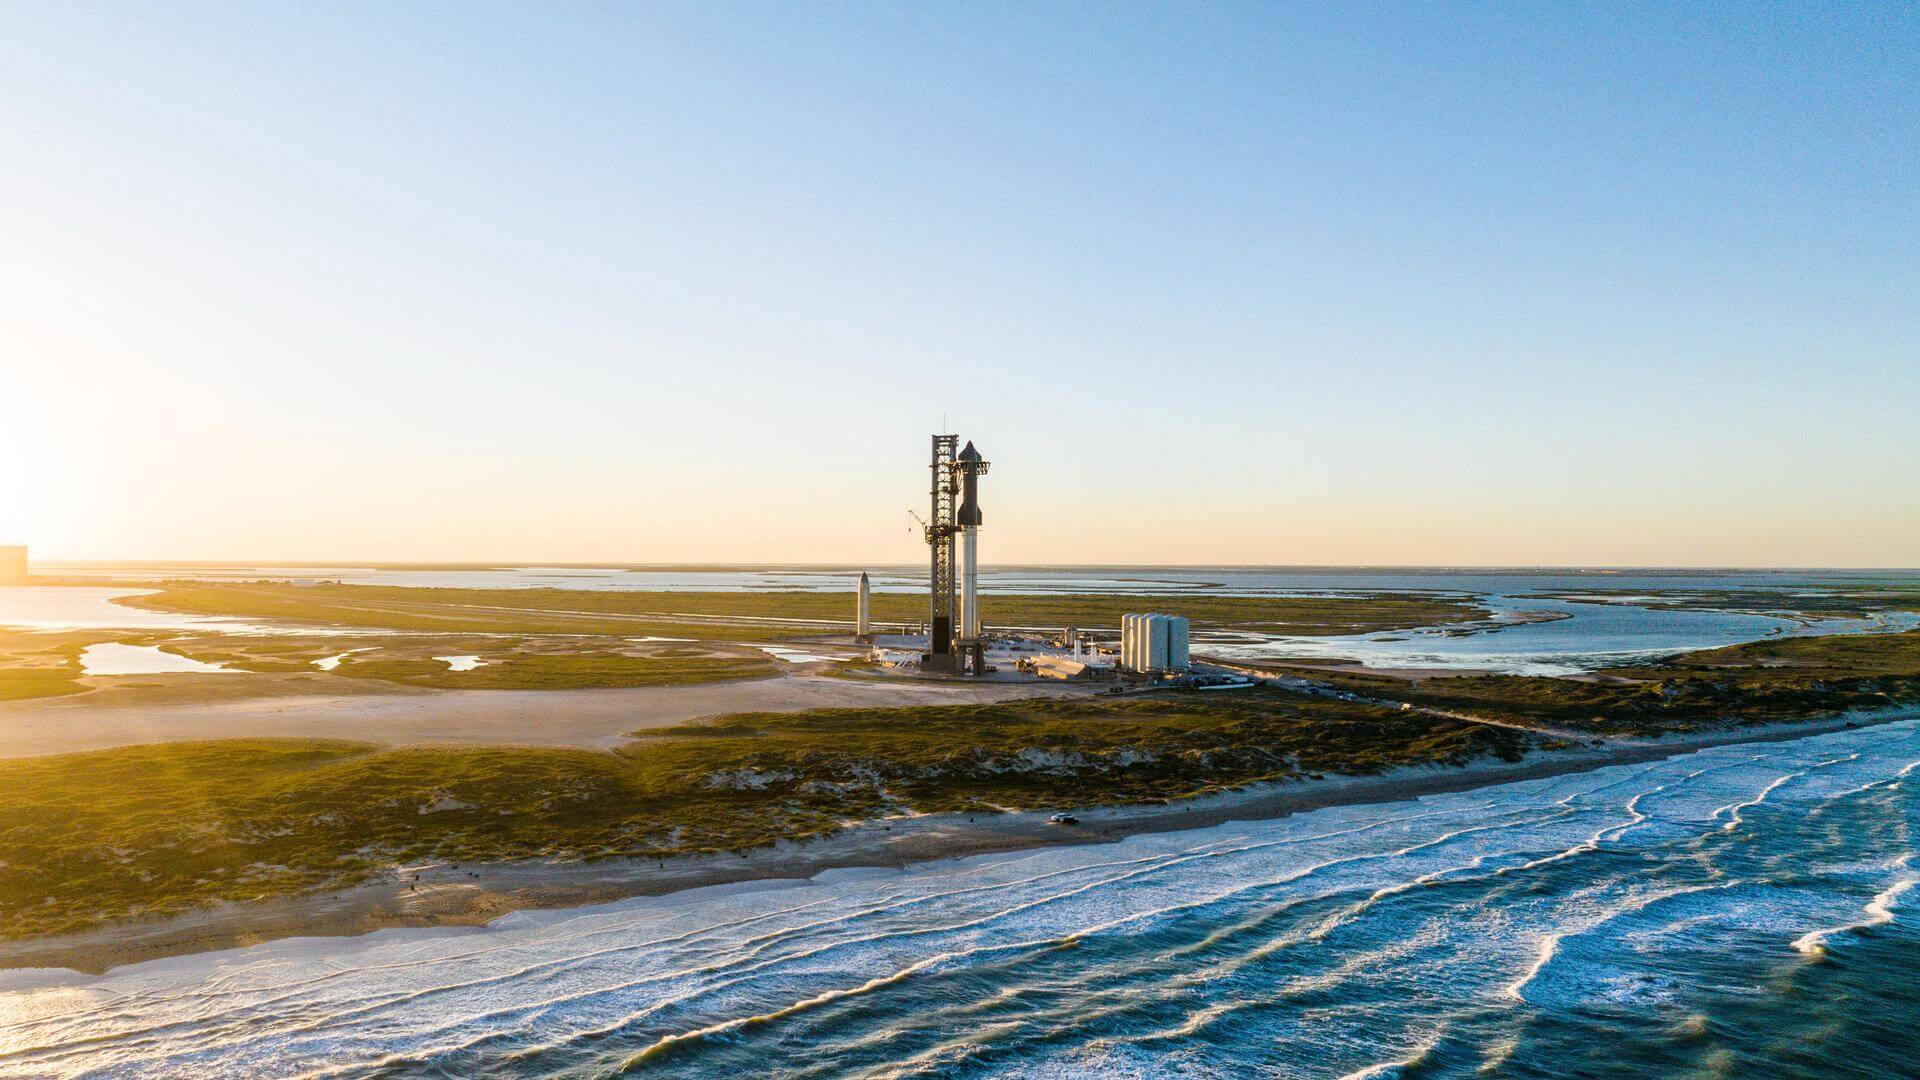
1, 3, 1915, 567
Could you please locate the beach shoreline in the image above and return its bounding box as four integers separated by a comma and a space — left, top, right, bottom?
6, 704, 1912, 983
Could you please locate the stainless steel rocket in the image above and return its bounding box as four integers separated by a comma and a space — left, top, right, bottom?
955, 441, 985, 641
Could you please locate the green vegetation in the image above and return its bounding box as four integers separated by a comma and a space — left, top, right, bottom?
0, 688, 1530, 938
152, 635, 357, 673
0, 630, 122, 701
7, 613, 1912, 942
119, 584, 822, 640
79, 632, 783, 691
122, 582, 1487, 639
634, 688, 1534, 806
1523, 585, 1920, 620
0, 669, 87, 702
1266, 628, 1920, 737
1651, 627, 1920, 678
328, 652, 774, 689
1, 740, 620, 938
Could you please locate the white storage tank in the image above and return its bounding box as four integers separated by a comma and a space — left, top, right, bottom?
1120, 613, 1191, 673
1165, 615, 1190, 671
1148, 615, 1170, 672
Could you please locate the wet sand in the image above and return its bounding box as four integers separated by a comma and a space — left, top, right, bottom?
0, 672, 1093, 759
6, 705, 1910, 978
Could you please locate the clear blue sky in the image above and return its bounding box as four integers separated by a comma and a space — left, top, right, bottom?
2, 3, 1915, 565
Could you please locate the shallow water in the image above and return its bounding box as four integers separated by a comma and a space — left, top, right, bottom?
11, 569, 1917, 675
74, 643, 237, 676
1212, 598, 1920, 675
0, 587, 269, 634
3, 718, 1916, 1077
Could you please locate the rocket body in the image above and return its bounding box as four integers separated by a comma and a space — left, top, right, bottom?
954, 441, 985, 643
960, 528, 979, 639
856, 571, 872, 637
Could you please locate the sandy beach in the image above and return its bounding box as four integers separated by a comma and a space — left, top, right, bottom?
6, 704, 1911, 979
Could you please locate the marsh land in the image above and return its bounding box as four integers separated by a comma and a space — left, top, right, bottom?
1, 575, 1917, 973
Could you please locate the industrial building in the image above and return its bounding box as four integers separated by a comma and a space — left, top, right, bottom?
1121, 613, 1190, 673
0, 546, 26, 584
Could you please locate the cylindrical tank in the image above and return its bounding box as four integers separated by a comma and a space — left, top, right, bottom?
960, 528, 979, 639
1166, 615, 1190, 671
1147, 615, 1170, 672
856, 571, 872, 638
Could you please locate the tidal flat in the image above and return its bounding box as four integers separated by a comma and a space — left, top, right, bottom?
2, 625, 1915, 970
2, 576, 1916, 975
117, 580, 1494, 637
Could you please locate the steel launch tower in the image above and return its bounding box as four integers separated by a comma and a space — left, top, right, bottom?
920, 434, 988, 674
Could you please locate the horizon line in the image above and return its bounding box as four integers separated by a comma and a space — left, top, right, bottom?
22, 559, 1920, 574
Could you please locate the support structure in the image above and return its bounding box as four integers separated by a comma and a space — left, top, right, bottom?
920, 434, 989, 674
922, 435, 960, 673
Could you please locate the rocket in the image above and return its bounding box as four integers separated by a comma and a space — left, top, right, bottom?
956, 441, 983, 640
856, 571, 872, 638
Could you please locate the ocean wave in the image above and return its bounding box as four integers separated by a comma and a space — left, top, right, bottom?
7, 718, 1919, 1079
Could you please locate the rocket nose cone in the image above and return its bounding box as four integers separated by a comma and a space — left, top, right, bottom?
958, 441, 981, 462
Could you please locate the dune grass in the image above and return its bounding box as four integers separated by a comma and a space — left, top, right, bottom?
8, 622, 1910, 940
1264, 628, 1920, 736
0, 687, 1531, 939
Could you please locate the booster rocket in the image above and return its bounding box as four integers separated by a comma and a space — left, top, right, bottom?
956, 441, 984, 640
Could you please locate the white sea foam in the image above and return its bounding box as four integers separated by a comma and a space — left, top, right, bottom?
1792, 855, 1917, 956
5, 718, 1918, 1078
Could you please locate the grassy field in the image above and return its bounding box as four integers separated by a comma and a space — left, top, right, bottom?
0, 630, 126, 701
1262, 628, 1920, 736
4, 629, 786, 694
327, 652, 775, 689
0, 687, 1533, 939
121, 582, 1488, 638
8, 611, 1913, 941
1522, 586, 1920, 620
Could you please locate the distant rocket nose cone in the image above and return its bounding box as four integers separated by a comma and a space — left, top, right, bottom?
958, 441, 981, 463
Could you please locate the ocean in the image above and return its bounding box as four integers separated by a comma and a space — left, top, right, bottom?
3, 716, 1916, 1078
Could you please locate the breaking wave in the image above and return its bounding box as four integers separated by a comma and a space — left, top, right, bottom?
5, 720, 1920, 1078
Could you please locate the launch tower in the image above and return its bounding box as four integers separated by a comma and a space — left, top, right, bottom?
922, 435, 959, 671
919, 434, 988, 674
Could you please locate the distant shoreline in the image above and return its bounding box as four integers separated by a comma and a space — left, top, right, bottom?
6, 705, 1913, 983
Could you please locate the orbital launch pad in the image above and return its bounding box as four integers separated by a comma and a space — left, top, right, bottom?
920, 434, 989, 674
